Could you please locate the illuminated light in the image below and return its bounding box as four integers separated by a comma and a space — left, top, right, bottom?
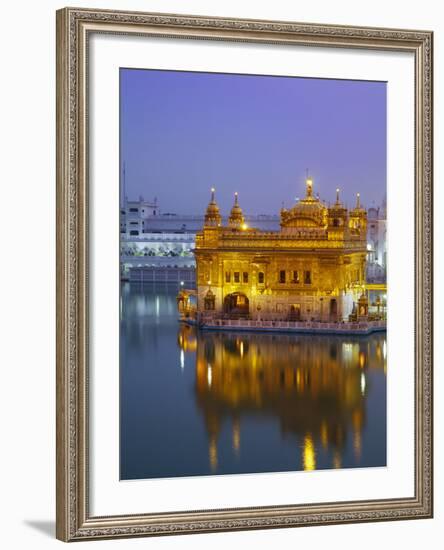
352, 410, 362, 431
360, 373, 366, 395
180, 281, 184, 286
155, 297, 160, 317
353, 430, 362, 461
342, 342, 352, 360
207, 280, 211, 286
320, 421, 328, 449
367, 243, 372, 251
207, 364, 212, 387
305, 178, 314, 197
303, 434, 316, 471
239, 341, 244, 358
333, 451, 342, 469
211, 187, 215, 193
376, 345, 382, 359
232, 419, 241, 454
180, 350, 185, 370
241, 223, 248, 230
359, 352, 366, 368
209, 438, 218, 471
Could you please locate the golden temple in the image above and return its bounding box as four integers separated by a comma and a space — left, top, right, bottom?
182, 178, 373, 325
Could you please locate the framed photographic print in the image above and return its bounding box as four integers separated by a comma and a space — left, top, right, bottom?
56, 7, 433, 541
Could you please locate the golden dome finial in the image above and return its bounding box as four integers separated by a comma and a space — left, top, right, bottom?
234, 191, 239, 205
211, 187, 216, 202
336, 188, 340, 204
356, 192, 361, 209
306, 177, 313, 198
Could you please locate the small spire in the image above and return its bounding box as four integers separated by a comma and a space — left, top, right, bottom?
228, 191, 244, 228
204, 187, 221, 227
356, 192, 361, 209
336, 188, 340, 204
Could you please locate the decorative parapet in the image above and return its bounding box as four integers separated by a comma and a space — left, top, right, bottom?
192, 318, 386, 335
196, 235, 366, 251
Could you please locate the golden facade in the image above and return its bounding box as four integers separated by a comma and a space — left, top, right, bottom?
194, 179, 368, 322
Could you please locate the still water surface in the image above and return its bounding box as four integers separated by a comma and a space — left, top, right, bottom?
120, 283, 387, 480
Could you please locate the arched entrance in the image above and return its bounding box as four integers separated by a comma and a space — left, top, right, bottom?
289, 304, 301, 321
329, 298, 338, 321
224, 293, 249, 317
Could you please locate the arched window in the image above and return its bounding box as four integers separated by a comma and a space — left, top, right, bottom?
258, 272, 265, 284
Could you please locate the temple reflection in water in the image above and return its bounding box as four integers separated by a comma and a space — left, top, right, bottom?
178, 323, 386, 473
120, 285, 386, 480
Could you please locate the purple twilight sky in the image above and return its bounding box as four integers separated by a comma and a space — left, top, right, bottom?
120, 68, 386, 215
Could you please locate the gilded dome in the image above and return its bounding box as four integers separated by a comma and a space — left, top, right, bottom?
281, 178, 327, 228
204, 188, 222, 226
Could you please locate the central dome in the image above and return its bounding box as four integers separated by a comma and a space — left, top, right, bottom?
281, 178, 327, 228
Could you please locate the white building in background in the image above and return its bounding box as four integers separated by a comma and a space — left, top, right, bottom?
366, 197, 387, 283
120, 196, 159, 236
120, 196, 280, 237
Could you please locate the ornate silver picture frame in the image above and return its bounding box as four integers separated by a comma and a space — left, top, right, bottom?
56, 7, 433, 541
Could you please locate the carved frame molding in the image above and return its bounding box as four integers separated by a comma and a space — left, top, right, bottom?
56, 7, 433, 542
